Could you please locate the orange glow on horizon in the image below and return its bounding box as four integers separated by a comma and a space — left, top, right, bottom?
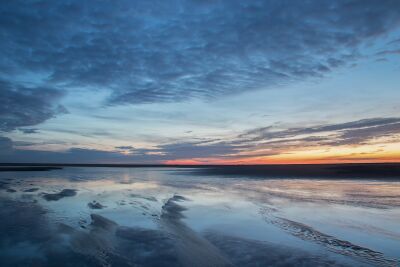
164, 158, 400, 165
163, 143, 400, 165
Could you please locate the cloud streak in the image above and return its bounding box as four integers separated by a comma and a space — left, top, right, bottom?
238, 118, 400, 143
231, 117, 400, 159
2, 117, 400, 163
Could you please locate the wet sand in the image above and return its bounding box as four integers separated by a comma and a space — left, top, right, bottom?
0, 166, 399, 266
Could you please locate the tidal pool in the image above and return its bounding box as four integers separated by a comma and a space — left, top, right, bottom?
0, 167, 399, 266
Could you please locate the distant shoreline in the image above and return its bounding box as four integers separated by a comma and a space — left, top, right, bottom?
0, 166, 63, 172
1, 162, 399, 168
1, 163, 400, 179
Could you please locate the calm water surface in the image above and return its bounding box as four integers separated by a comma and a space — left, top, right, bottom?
0, 167, 399, 266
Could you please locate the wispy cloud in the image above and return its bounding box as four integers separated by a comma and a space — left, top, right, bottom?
2, 117, 400, 163
237, 118, 400, 144
376, 49, 400, 56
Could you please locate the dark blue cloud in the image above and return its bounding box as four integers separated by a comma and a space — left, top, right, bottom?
0, 80, 67, 132
1, 0, 399, 106
0, 136, 13, 154
18, 128, 39, 134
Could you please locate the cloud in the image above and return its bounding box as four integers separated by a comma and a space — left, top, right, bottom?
115, 146, 135, 150
156, 141, 239, 159
376, 49, 400, 56
0, 80, 67, 132
1, 0, 399, 105
0, 136, 13, 154
19, 128, 39, 134
387, 38, 400, 45
3, 117, 400, 163
1, 137, 238, 163
229, 118, 400, 159
239, 118, 400, 142
334, 121, 400, 146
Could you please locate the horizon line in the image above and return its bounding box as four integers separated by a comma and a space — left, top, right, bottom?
1, 162, 400, 167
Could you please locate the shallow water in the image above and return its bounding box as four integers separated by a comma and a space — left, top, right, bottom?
0, 167, 399, 267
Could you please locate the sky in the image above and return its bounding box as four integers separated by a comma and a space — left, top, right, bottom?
1, 0, 400, 164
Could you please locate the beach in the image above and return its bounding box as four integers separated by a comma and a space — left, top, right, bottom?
0, 166, 399, 266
